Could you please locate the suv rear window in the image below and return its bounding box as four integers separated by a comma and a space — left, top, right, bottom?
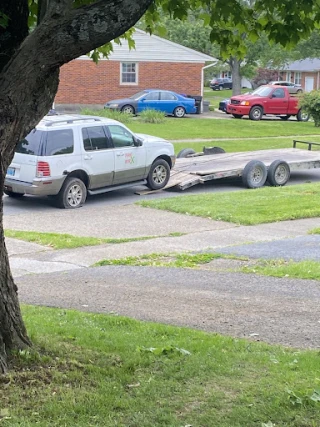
15, 129, 44, 155
44, 129, 74, 155
15, 129, 74, 156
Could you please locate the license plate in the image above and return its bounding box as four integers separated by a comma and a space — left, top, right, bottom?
7, 167, 15, 176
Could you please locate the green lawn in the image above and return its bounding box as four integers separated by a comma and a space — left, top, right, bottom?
128, 118, 318, 140
139, 183, 320, 225
3, 305, 320, 426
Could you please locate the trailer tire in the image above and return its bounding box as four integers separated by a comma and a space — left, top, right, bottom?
177, 148, 196, 158
249, 106, 263, 121
267, 160, 290, 186
297, 110, 309, 122
242, 160, 267, 188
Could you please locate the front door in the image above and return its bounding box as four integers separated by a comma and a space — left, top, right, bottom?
107, 124, 147, 184
138, 91, 160, 113
81, 125, 115, 189
305, 77, 314, 92
266, 88, 288, 114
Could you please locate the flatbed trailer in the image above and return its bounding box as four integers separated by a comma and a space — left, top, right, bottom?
166, 140, 320, 190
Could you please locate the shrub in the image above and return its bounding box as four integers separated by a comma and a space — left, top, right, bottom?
298, 90, 320, 126
137, 109, 166, 124
80, 108, 133, 124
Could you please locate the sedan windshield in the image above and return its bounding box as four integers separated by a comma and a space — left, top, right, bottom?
129, 91, 148, 100
252, 87, 273, 97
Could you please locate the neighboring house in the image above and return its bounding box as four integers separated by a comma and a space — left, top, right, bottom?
55, 29, 216, 109
279, 59, 320, 92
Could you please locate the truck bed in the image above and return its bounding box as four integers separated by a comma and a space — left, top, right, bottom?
167, 147, 320, 190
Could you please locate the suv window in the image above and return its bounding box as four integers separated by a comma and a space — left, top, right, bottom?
15, 129, 44, 155
108, 125, 135, 147
44, 129, 74, 155
82, 126, 110, 151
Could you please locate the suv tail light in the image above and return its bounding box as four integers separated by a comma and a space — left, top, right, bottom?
36, 161, 51, 177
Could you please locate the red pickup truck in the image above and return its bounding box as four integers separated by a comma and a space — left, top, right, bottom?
227, 85, 309, 121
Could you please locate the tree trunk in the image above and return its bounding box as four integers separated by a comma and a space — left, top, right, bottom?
0, 173, 31, 374
231, 57, 242, 96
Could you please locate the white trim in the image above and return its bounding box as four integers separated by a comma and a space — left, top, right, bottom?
120, 62, 139, 85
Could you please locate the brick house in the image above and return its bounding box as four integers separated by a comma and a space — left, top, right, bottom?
55, 28, 216, 109
280, 59, 320, 92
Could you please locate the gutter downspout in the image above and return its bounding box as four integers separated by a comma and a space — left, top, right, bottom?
201, 61, 218, 113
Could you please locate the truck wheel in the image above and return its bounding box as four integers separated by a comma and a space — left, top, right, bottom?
232, 114, 243, 119
249, 106, 263, 120
267, 160, 290, 186
3, 190, 24, 198
177, 148, 196, 158
55, 177, 87, 209
147, 159, 170, 190
297, 110, 309, 122
280, 115, 291, 120
242, 160, 267, 189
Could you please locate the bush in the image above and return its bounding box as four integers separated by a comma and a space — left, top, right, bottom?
137, 109, 166, 124
80, 108, 133, 124
299, 91, 320, 126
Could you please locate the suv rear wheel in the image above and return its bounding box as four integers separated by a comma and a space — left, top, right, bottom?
55, 177, 87, 209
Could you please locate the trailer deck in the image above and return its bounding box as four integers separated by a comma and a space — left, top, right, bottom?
166, 141, 320, 191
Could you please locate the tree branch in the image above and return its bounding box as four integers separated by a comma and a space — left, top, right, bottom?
32, 0, 154, 67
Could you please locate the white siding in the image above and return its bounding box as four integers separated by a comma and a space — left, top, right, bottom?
79, 28, 216, 63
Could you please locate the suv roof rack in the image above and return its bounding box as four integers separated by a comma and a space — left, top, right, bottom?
43, 117, 102, 127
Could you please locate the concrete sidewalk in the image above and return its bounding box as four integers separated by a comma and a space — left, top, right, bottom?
4, 204, 320, 277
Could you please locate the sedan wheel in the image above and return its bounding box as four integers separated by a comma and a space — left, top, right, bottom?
121, 104, 135, 114
173, 106, 186, 118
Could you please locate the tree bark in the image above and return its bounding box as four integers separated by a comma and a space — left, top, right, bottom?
230, 57, 242, 96
0, 0, 153, 373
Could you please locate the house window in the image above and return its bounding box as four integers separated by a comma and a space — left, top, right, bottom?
121, 63, 138, 84
286, 72, 291, 81
294, 72, 301, 85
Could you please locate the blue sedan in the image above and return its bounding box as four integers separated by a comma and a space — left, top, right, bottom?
104, 89, 197, 118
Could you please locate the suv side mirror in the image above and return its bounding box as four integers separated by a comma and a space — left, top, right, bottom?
134, 137, 143, 147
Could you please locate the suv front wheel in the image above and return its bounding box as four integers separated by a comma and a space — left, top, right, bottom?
55, 177, 87, 209
147, 159, 170, 190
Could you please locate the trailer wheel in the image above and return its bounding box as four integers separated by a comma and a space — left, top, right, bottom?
177, 148, 196, 158
242, 160, 267, 188
297, 110, 309, 122
249, 106, 263, 121
267, 160, 290, 186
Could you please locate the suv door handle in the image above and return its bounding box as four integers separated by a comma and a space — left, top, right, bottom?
116, 153, 124, 157
84, 155, 92, 160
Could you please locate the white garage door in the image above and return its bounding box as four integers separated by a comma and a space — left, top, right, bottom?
305, 77, 314, 92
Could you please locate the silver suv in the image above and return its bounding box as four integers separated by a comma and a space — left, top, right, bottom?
4, 114, 175, 208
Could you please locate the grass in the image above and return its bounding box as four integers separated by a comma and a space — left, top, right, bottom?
93, 252, 320, 282
3, 305, 320, 426
138, 183, 320, 226
128, 118, 318, 141
4, 230, 183, 250
242, 259, 320, 281
94, 252, 235, 268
